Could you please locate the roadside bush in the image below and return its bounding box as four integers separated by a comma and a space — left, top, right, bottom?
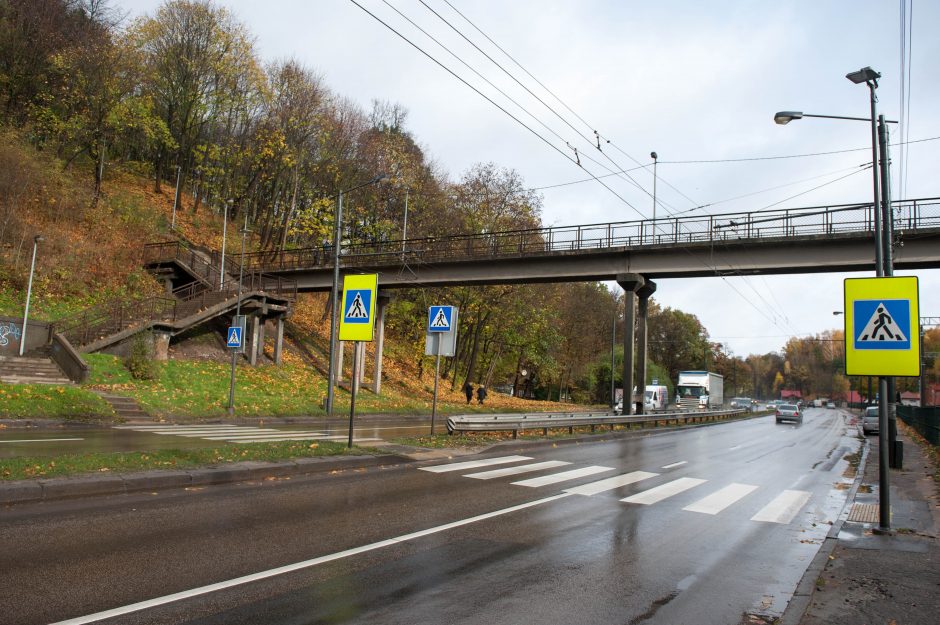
125, 332, 159, 380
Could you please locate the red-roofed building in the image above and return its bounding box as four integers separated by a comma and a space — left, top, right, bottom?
900, 391, 920, 406
780, 389, 802, 400
844, 390, 865, 404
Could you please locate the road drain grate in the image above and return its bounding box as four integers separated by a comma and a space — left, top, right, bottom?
847, 503, 880, 523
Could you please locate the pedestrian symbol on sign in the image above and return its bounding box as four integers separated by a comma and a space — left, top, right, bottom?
427, 306, 453, 333
344, 291, 370, 322
853, 299, 911, 350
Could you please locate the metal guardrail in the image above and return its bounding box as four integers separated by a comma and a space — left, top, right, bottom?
234, 197, 940, 272
446, 408, 746, 438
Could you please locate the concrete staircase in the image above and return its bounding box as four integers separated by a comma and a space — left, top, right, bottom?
0, 355, 72, 385
92, 392, 152, 423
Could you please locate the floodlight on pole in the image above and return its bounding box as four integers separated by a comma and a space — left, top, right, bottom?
325, 173, 389, 417
19, 234, 43, 357
650, 152, 658, 239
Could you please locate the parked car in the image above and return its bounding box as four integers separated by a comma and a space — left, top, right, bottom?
775, 403, 803, 424
826, 401, 836, 409
862, 406, 880, 434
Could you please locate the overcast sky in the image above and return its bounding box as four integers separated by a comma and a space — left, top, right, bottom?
122, 0, 940, 356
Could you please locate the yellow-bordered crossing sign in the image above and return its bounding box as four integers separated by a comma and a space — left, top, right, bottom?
339, 274, 378, 341
844, 276, 920, 377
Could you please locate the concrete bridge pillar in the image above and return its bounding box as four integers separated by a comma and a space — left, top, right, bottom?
372, 292, 391, 395
635, 280, 657, 414
153, 330, 171, 361
273, 316, 285, 365
336, 340, 345, 382
248, 315, 261, 366
617, 273, 645, 415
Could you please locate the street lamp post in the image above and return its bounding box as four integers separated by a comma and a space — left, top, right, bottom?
220, 200, 231, 290
171, 165, 181, 230
775, 66, 897, 532
650, 151, 658, 242
227, 220, 250, 416
19, 234, 43, 356
325, 174, 387, 417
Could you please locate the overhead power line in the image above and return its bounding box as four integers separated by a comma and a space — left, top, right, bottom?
349, 0, 647, 218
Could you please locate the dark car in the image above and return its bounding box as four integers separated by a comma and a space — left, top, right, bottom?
775, 403, 803, 424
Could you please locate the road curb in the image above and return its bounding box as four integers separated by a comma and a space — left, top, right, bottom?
0, 454, 411, 505
779, 434, 870, 625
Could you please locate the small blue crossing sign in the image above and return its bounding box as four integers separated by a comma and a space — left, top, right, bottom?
428, 306, 454, 332
343, 289, 373, 324
853, 299, 911, 350
226, 325, 243, 349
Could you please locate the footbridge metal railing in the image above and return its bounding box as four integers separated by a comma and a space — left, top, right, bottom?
234, 197, 940, 273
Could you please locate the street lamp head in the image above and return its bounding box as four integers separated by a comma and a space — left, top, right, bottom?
774, 111, 803, 125
833, 311, 844, 316
846, 66, 880, 85
33, 234, 43, 243
650, 151, 657, 160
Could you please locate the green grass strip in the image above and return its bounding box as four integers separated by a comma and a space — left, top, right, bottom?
0, 439, 380, 481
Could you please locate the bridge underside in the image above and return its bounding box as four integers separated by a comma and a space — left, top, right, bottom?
271, 230, 940, 292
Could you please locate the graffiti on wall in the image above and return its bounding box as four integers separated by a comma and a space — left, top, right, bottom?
0, 321, 22, 348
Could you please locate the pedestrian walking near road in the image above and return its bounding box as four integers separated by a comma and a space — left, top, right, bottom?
463, 382, 474, 404
476, 385, 487, 405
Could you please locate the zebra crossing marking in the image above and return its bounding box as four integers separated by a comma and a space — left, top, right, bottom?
418, 457, 815, 525
661, 461, 687, 469
419, 456, 532, 473
564, 471, 659, 496
683, 483, 758, 515
465, 461, 571, 480
750, 489, 812, 524
621, 477, 707, 505
111, 424, 383, 445
511, 465, 614, 487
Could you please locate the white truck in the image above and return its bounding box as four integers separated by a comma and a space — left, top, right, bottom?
676, 371, 724, 410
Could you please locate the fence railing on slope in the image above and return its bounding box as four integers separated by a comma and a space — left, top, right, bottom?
143, 241, 297, 302
232, 197, 940, 273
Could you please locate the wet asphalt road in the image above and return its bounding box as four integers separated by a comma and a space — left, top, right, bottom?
0, 408, 860, 625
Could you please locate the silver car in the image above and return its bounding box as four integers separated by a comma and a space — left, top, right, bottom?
775, 403, 802, 424
862, 406, 880, 435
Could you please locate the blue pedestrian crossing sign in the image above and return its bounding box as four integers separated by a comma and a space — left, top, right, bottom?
853, 300, 910, 349
428, 306, 454, 333
844, 276, 920, 377
226, 326, 243, 349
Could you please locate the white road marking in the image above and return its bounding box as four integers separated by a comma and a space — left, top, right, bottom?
419, 455, 532, 473
0, 438, 84, 444
683, 483, 758, 515
49, 492, 574, 625
166, 430, 279, 436
621, 477, 707, 505
114, 425, 248, 430
661, 461, 687, 469
464, 460, 571, 479
200, 432, 330, 440
512, 465, 614, 487
224, 436, 382, 443
750, 490, 812, 524
564, 471, 659, 496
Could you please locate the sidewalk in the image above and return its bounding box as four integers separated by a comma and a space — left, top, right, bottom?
786, 421, 940, 625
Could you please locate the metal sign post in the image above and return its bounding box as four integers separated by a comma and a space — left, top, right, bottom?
431, 334, 442, 435
339, 274, 378, 448
844, 276, 921, 532
426, 306, 458, 435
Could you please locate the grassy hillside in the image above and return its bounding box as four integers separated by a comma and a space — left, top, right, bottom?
0, 134, 568, 419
